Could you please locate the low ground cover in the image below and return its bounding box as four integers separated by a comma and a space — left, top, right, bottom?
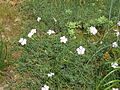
0, 0, 120, 90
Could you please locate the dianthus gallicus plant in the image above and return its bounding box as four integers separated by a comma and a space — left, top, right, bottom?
6, 0, 120, 89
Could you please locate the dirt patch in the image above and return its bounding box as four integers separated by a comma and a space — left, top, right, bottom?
0, 0, 22, 6
11, 50, 23, 59
0, 1, 24, 88
0, 65, 20, 89
0, 2, 22, 41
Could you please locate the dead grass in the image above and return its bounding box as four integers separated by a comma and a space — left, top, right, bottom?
0, 1, 24, 88
0, 2, 22, 41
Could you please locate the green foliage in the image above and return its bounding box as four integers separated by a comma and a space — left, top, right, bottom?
66, 21, 81, 36
66, 22, 81, 29
16, 35, 98, 89
90, 16, 113, 27
0, 36, 7, 70
11, 0, 120, 89
96, 68, 120, 90
0, 41, 4, 70
83, 16, 114, 32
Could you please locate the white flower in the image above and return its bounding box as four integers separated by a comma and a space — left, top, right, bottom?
51, 73, 54, 75
100, 41, 103, 45
41, 85, 49, 90
112, 42, 118, 48
76, 46, 85, 55
117, 21, 120, 26
113, 29, 118, 32
48, 73, 55, 77
28, 32, 34, 38
47, 30, 55, 35
31, 29, 37, 34
60, 36, 68, 43
111, 62, 119, 68
28, 29, 37, 38
19, 38, 27, 45
112, 88, 119, 90
19, 38, 24, 43
37, 17, 41, 22
113, 29, 120, 37
116, 31, 120, 36
48, 74, 52, 77
90, 26, 98, 35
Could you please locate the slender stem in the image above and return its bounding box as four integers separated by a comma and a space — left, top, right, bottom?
96, 69, 120, 90
101, 0, 114, 41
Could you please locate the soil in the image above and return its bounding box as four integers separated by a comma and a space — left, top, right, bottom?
0, 0, 24, 89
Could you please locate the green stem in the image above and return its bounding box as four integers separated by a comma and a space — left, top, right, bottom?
96, 68, 120, 90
